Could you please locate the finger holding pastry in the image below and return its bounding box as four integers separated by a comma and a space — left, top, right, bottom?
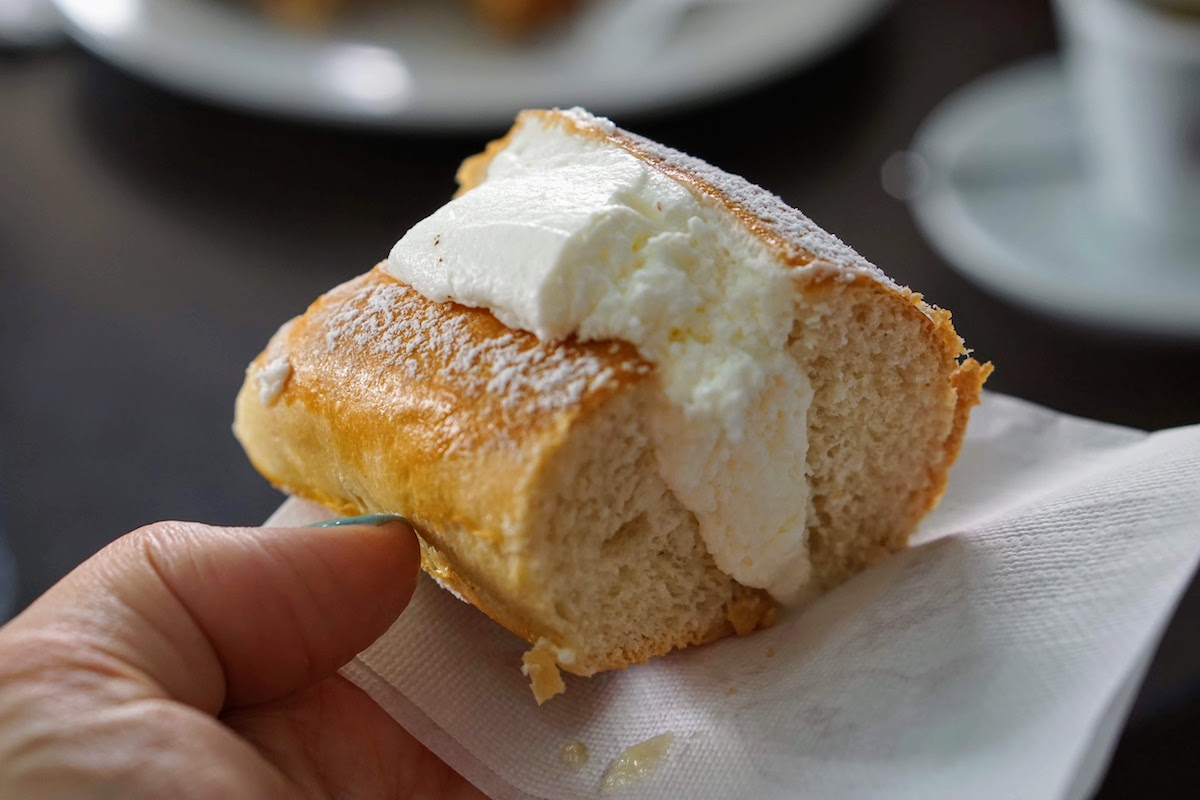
0, 518, 484, 799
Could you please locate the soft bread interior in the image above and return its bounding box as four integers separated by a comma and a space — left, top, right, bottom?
514, 384, 768, 675
797, 278, 985, 588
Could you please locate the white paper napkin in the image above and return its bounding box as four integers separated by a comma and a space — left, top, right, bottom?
266, 392, 1200, 800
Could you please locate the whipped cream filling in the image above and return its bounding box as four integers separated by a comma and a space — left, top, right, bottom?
387, 114, 813, 603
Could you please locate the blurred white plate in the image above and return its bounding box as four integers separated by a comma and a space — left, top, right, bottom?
0, 0, 64, 48
52, 0, 891, 130
908, 58, 1200, 338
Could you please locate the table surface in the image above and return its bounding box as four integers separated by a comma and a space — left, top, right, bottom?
2, 0, 1198, 795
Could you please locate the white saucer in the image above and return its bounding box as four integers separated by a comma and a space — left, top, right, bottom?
51, 0, 891, 131
907, 58, 1200, 338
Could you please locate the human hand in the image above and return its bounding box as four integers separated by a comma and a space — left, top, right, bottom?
0, 516, 487, 799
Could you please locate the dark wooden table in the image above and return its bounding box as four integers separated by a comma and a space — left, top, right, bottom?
2, 0, 1197, 795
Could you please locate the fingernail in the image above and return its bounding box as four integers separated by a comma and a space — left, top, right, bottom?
305, 514, 410, 529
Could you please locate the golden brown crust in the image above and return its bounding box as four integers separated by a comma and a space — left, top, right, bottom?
251, 266, 645, 471
235, 268, 660, 665
892, 288, 993, 555
235, 268, 777, 675
417, 529, 594, 670
883, 282, 992, 536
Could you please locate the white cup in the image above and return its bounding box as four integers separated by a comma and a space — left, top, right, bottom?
1054, 0, 1200, 240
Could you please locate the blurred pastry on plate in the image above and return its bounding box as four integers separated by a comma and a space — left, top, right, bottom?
252, 0, 583, 33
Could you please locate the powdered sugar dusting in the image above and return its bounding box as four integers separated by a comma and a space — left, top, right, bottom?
319, 278, 643, 445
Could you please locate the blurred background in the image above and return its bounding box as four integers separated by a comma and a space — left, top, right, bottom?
1, 0, 1198, 795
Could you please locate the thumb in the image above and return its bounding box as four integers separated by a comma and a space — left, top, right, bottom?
0, 516, 420, 713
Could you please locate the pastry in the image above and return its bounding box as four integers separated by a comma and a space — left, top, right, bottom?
234, 108, 991, 702
250, 0, 582, 34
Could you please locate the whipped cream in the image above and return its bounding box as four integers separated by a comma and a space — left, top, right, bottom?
387, 113, 813, 603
